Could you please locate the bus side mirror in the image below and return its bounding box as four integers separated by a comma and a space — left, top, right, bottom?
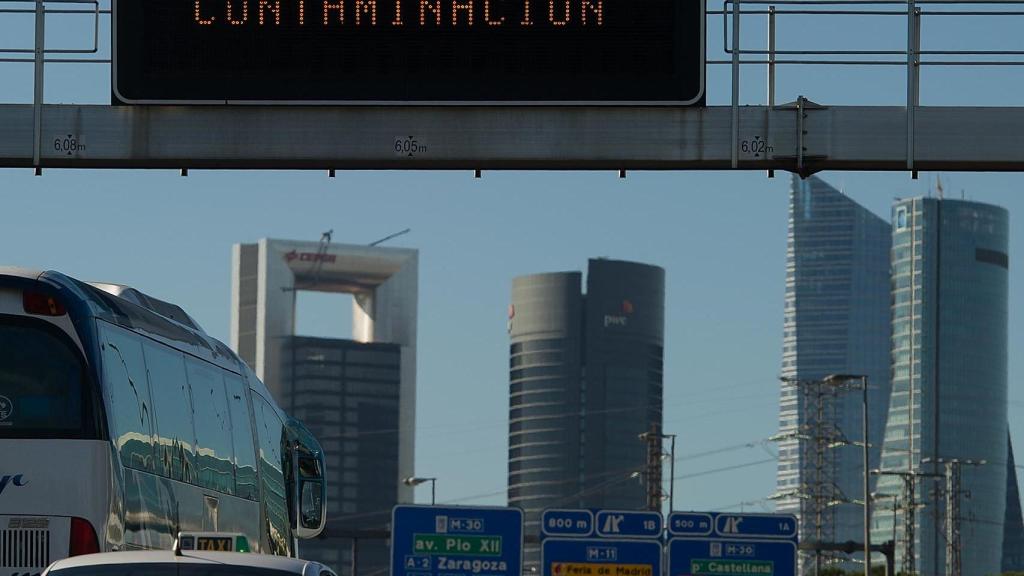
286, 417, 327, 539
293, 452, 326, 539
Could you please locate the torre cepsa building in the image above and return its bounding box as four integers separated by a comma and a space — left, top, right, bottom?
231, 238, 417, 573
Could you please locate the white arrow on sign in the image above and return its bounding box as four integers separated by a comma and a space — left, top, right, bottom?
601, 515, 624, 534
721, 517, 744, 534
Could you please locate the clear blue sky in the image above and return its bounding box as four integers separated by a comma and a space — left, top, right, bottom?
1, 2, 1022, 511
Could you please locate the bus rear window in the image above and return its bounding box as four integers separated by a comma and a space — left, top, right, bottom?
0, 317, 97, 438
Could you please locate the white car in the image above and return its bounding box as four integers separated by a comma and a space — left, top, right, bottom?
41, 535, 337, 576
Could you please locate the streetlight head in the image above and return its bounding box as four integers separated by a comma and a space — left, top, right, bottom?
404, 476, 435, 487
823, 373, 864, 383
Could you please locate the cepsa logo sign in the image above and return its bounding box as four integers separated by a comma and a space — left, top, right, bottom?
604, 299, 634, 328
284, 250, 337, 264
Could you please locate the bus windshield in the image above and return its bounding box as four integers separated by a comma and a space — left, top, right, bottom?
0, 316, 98, 439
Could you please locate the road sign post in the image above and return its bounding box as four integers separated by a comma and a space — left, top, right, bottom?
391, 505, 523, 576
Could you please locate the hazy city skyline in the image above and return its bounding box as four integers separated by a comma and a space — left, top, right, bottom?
3, 0, 1024, 520
3, 171, 1021, 519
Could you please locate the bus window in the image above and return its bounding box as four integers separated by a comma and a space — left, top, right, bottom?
186, 358, 235, 495
144, 343, 197, 483
254, 395, 291, 556
100, 324, 156, 472
224, 374, 258, 500
0, 316, 97, 439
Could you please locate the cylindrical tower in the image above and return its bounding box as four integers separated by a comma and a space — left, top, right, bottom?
580, 259, 666, 511
508, 271, 584, 568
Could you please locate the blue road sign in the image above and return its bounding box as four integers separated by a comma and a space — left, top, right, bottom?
391, 505, 523, 576
542, 538, 663, 576
667, 512, 797, 576
713, 513, 797, 539
594, 510, 663, 539
668, 538, 797, 576
542, 509, 595, 537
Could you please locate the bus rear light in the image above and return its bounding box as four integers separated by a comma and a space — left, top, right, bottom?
69, 517, 99, 556
23, 291, 67, 316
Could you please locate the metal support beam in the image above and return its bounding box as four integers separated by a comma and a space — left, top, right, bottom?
731, 0, 741, 169
3, 104, 1024, 171
767, 6, 776, 108
906, 0, 918, 171
31, 0, 44, 171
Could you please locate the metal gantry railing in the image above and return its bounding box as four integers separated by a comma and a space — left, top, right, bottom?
0, 0, 107, 63
706, 0, 1024, 169
0, 0, 109, 170
2, 0, 1024, 171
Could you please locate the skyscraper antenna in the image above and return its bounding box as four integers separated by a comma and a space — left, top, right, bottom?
369, 228, 411, 247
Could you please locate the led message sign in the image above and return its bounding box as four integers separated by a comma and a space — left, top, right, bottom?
113, 0, 704, 103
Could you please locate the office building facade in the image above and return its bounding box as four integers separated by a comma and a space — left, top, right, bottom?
282, 337, 401, 570
873, 198, 1009, 576
231, 239, 418, 575
774, 175, 892, 567
508, 259, 664, 565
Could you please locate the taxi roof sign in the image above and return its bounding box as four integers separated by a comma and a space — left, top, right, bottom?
174, 532, 250, 554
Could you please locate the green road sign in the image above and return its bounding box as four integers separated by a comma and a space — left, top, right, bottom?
689, 559, 774, 575
413, 534, 503, 556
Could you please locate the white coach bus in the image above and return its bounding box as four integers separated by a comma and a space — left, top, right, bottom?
0, 268, 326, 576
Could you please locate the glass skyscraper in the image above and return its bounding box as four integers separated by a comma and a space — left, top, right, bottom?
508, 259, 664, 568
281, 337, 402, 576
873, 197, 1009, 576
775, 175, 892, 569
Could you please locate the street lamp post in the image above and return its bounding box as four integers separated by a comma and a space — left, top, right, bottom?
403, 476, 438, 505
668, 434, 676, 513
861, 376, 870, 575
825, 374, 871, 576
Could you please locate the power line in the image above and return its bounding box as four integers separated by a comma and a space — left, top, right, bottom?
315, 387, 779, 441
323, 452, 780, 529
671, 457, 777, 481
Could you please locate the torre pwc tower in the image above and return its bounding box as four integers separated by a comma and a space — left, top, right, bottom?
231, 239, 418, 576
872, 198, 1009, 576
507, 259, 665, 567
